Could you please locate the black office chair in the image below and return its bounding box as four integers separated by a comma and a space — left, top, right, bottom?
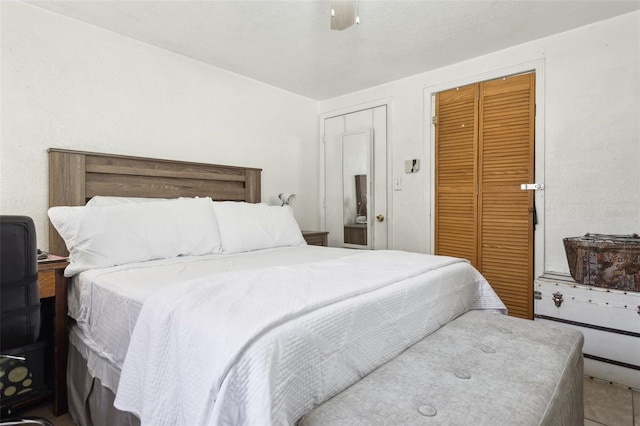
0, 216, 52, 426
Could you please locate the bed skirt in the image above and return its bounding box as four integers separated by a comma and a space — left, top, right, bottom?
67, 329, 139, 426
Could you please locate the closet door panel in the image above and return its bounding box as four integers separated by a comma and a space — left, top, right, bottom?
434, 84, 478, 266
478, 74, 535, 319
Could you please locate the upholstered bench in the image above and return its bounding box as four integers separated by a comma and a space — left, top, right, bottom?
299, 311, 584, 426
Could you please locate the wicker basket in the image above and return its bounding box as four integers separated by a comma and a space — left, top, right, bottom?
563, 233, 640, 291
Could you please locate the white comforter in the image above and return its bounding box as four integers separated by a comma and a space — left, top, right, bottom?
69, 246, 349, 390
114, 250, 505, 425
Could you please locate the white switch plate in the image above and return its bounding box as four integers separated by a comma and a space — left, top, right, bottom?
393, 177, 402, 191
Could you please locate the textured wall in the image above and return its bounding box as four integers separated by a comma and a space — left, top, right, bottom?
319, 11, 640, 274
2, 2, 638, 273
1, 2, 319, 250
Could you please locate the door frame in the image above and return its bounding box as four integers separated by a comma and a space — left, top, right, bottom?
424, 59, 546, 280
319, 98, 393, 248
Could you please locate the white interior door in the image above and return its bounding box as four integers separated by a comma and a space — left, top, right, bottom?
323, 105, 388, 249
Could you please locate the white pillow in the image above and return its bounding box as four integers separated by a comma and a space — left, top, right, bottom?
49, 197, 221, 276
86, 196, 169, 206
211, 202, 305, 253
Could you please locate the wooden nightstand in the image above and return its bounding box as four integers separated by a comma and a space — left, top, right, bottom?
302, 231, 329, 247
38, 258, 70, 416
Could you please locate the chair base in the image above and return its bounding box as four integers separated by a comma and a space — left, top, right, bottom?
0, 417, 53, 426
0, 390, 52, 419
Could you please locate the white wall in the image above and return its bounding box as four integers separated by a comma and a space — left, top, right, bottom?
0, 1, 319, 250
319, 11, 640, 275
2, 3, 638, 272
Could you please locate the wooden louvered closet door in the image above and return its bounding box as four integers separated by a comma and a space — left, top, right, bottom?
435, 73, 535, 319
434, 84, 479, 266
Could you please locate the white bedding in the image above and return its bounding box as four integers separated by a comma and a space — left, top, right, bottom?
69, 245, 351, 390
88, 248, 506, 426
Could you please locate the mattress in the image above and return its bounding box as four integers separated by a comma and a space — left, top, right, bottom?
69, 246, 505, 425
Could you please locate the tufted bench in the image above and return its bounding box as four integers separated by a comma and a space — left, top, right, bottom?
299, 310, 584, 426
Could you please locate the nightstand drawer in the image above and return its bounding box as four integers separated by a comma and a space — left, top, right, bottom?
302, 231, 328, 247
38, 269, 56, 298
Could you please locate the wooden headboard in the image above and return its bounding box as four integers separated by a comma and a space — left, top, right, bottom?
48, 148, 262, 255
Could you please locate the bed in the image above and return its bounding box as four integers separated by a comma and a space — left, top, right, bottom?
47, 149, 582, 426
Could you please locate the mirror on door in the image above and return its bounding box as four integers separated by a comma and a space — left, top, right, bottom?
342, 133, 371, 248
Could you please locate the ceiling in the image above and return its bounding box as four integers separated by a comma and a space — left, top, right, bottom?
27, 0, 640, 101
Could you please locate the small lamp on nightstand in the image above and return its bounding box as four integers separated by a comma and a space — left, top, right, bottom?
279, 193, 296, 206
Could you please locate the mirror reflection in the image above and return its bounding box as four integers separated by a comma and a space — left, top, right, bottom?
342, 134, 370, 247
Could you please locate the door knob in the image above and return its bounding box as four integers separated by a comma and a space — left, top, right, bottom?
376, 214, 385, 222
